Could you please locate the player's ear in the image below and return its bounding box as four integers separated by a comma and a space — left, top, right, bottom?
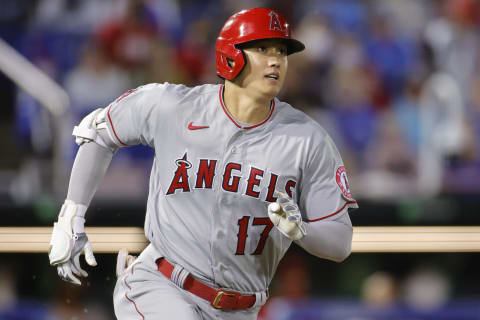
227, 58, 235, 68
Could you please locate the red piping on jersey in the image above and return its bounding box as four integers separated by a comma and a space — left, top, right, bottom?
306, 201, 358, 223
123, 264, 145, 319
124, 294, 145, 320
219, 84, 275, 129
107, 105, 128, 146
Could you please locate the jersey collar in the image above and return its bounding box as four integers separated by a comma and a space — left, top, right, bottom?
219, 84, 275, 130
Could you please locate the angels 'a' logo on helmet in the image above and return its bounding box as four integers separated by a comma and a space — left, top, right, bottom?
269, 11, 282, 31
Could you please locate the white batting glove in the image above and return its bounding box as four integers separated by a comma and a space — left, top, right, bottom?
116, 248, 137, 278
268, 192, 307, 241
49, 200, 97, 286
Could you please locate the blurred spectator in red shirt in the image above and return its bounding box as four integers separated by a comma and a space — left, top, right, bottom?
96, 0, 158, 70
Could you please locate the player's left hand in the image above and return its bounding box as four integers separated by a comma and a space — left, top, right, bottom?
268, 192, 307, 241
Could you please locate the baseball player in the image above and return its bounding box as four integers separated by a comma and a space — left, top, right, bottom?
48, 8, 358, 319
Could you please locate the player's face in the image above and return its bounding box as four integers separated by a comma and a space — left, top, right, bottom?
237, 40, 288, 98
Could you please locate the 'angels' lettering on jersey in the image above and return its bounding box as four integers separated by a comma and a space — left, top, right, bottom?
166, 152, 296, 202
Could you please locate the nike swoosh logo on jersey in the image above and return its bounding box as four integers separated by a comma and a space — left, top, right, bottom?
188, 122, 209, 130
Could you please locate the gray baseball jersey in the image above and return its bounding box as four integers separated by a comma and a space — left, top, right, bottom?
105, 83, 358, 293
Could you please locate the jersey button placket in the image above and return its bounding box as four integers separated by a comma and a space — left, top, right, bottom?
211, 131, 239, 284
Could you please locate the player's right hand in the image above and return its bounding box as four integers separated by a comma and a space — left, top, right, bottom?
49, 200, 97, 286
268, 192, 307, 241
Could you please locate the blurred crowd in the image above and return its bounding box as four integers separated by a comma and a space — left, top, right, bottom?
2, 0, 480, 202
2, 1, 480, 319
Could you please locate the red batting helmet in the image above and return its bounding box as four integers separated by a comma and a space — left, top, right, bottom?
215, 8, 305, 80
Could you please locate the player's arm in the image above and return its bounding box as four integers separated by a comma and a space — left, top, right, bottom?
268, 131, 357, 262
49, 108, 118, 285
295, 213, 352, 262
267, 193, 353, 262
49, 85, 163, 285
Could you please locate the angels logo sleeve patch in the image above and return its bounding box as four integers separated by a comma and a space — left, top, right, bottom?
335, 166, 353, 201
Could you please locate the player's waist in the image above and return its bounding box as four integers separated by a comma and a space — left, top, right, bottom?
155, 257, 269, 310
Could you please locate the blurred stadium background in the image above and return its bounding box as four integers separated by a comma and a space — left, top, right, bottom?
1, 0, 480, 319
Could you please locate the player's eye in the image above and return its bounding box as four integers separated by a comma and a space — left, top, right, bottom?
278, 48, 286, 55
257, 46, 267, 53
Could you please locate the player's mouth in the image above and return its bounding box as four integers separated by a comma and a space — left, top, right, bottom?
264, 72, 280, 82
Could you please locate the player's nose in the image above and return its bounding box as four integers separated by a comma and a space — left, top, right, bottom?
267, 56, 281, 68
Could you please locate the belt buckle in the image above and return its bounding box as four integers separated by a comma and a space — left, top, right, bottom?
212, 290, 236, 309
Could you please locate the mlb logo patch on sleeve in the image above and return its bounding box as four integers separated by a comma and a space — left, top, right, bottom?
336, 166, 353, 200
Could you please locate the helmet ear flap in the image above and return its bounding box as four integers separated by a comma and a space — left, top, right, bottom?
216, 42, 246, 80
230, 48, 246, 79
